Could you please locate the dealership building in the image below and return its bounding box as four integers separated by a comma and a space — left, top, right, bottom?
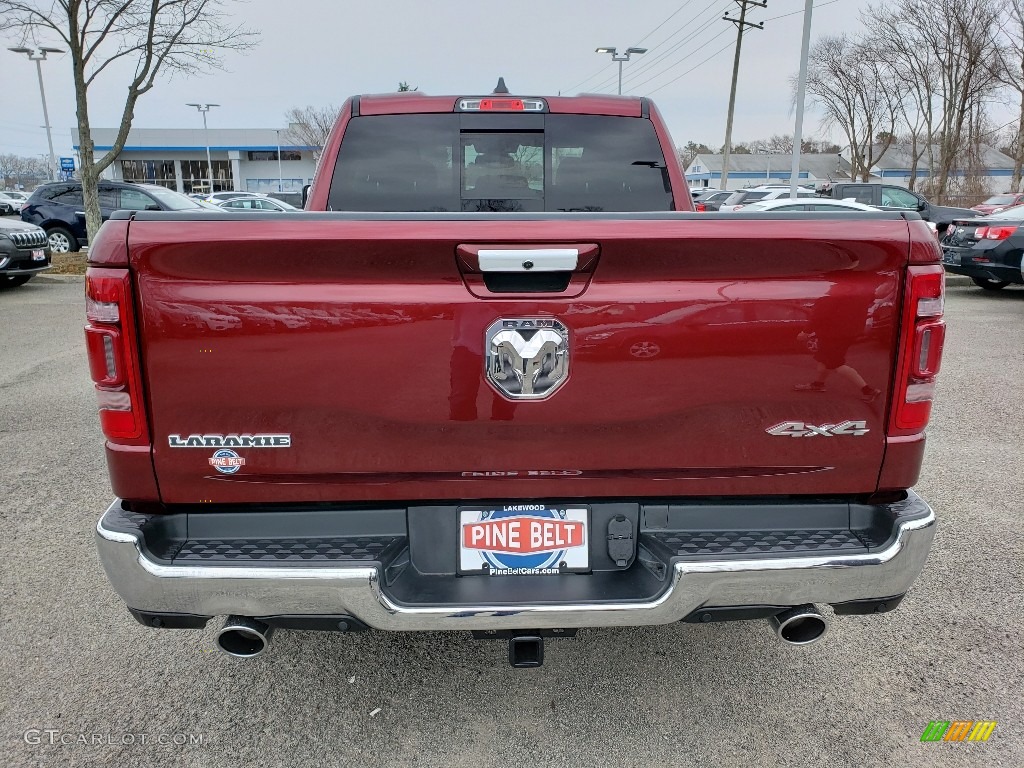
71, 127, 319, 195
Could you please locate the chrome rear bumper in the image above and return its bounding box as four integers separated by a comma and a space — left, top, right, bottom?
95, 497, 936, 632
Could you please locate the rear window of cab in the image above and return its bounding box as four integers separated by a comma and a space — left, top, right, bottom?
327, 113, 674, 213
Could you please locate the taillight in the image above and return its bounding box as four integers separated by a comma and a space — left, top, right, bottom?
695, 202, 707, 212
85, 268, 149, 443
985, 225, 1016, 240
974, 226, 988, 238
890, 265, 945, 435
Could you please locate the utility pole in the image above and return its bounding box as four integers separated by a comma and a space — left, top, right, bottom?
720, 0, 766, 190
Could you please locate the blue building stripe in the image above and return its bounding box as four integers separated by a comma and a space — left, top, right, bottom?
73, 145, 317, 152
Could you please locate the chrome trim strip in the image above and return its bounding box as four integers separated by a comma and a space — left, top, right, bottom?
95, 504, 935, 632
478, 248, 579, 272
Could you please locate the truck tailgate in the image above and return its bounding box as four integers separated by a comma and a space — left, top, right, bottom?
128, 213, 908, 504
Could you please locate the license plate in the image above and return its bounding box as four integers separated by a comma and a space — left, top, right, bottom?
32, 249, 46, 261
459, 505, 589, 575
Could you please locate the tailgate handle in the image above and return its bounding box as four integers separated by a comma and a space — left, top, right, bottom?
456, 243, 599, 297
478, 248, 579, 273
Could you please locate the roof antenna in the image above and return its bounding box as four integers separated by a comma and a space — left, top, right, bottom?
493, 77, 509, 94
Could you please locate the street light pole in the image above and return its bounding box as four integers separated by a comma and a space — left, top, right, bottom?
595, 47, 648, 95
276, 129, 283, 194
9, 46, 63, 181
760, 148, 779, 182
186, 103, 219, 194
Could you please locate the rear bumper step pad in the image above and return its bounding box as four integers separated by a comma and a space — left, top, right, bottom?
96, 493, 935, 631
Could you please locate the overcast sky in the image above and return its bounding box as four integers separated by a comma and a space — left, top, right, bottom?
2, 0, 1001, 159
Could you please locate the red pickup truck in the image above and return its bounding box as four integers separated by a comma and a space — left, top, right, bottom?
90, 88, 944, 667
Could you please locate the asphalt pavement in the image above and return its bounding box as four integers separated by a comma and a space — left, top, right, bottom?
1, 276, 1021, 767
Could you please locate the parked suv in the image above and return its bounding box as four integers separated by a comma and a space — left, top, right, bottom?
821, 183, 973, 235
20, 181, 209, 253
0, 218, 50, 287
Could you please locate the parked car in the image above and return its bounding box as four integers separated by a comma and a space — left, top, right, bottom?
0, 191, 27, 215
694, 190, 735, 212
0, 218, 50, 287
691, 188, 722, 199
940, 207, 1024, 290
739, 198, 878, 213
821, 183, 973, 235
20, 181, 211, 253
577, 301, 812, 360
719, 188, 819, 211
201, 191, 268, 204
746, 184, 819, 192
717, 189, 772, 210
969, 193, 1024, 216
216, 196, 298, 212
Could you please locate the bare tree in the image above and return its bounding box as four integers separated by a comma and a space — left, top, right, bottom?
991, 0, 1024, 190
0, 152, 47, 187
677, 141, 713, 167
864, 0, 1002, 198
804, 34, 899, 182
0, 1, 258, 242
283, 105, 341, 153
864, 4, 942, 190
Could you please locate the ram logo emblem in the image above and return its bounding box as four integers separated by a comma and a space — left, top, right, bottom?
485, 318, 569, 400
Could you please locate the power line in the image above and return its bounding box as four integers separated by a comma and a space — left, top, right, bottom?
560, 0, 716, 94
638, 0, 839, 96
587, 3, 731, 93
637, 0, 843, 95
628, 27, 733, 92
562, 0, 841, 95
616, 3, 733, 88
561, 63, 617, 96
647, 39, 737, 95
632, 0, 700, 47
762, 0, 840, 23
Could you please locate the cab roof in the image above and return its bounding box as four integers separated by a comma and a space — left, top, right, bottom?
354, 91, 646, 118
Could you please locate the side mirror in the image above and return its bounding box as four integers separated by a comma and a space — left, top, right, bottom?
918, 200, 928, 212
145, 204, 161, 212
301, 184, 311, 209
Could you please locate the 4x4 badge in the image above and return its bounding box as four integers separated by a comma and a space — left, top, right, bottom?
766, 421, 869, 437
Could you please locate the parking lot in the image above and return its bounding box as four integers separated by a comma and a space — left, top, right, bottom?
1, 276, 1021, 767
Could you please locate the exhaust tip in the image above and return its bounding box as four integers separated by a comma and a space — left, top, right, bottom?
215, 616, 273, 658
769, 604, 828, 646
